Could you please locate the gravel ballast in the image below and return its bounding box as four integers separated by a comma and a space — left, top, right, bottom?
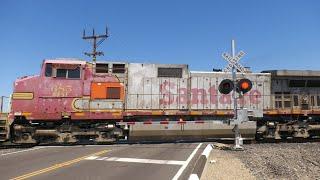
202, 142, 320, 180
231, 143, 320, 180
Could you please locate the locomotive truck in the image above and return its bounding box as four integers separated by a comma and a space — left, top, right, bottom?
5, 59, 320, 144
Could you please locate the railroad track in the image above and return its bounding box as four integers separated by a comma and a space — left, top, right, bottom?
1, 137, 319, 149
0, 142, 35, 149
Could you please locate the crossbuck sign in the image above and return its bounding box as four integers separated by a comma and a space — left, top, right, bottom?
222, 50, 247, 73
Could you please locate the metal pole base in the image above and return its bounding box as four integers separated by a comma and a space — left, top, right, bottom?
232, 136, 244, 151
232, 124, 244, 151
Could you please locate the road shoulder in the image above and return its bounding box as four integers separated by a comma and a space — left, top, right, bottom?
200, 148, 256, 180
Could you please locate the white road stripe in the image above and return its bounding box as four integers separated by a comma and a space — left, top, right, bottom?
188, 174, 200, 180
172, 143, 203, 180
96, 157, 109, 161
84, 155, 99, 160
85, 156, 185, 165
0, 146, 47, 156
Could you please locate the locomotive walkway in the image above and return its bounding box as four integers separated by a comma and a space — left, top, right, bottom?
0, 143, 205, 180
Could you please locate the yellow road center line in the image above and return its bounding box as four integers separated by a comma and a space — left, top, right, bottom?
11, 149, 109, 180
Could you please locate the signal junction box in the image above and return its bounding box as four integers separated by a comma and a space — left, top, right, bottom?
235, 108, 249, 124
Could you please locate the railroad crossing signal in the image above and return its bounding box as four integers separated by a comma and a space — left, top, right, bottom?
218, 78, 252, 95
222, 50, 247, 73
221, 40, 249, 151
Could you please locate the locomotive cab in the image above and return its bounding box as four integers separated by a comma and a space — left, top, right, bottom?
10, 59, 127, 144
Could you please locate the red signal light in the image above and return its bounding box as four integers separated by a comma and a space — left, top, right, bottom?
236, 78, 252, 94
241, 81, 249, 89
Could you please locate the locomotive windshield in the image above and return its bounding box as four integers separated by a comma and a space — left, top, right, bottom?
44, 62, 81, 79
56, 67, 80, 78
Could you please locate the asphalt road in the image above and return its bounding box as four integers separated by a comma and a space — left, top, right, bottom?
0, 143, 205, 180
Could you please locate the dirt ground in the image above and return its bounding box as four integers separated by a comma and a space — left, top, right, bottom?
201, 148, 256, 180
201, 142, 320, 180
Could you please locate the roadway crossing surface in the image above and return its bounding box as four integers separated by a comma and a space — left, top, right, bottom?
0, 143, 205, 180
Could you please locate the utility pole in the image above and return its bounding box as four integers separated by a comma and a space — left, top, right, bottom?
82, 27, 109, 62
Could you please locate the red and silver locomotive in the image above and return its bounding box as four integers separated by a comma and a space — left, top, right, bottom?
6, 47, 320, 144
8, 59, 269, 144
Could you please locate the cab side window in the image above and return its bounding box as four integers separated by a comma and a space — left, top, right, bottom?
45, 63, 53, 77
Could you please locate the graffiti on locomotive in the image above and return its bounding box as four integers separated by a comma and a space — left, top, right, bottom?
159, 81, 261, 105
51, 84, 72, 97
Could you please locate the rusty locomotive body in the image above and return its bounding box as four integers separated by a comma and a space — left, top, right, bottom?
7, 59, 320, 144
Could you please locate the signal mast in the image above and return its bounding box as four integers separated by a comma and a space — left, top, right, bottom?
82, 27, 109, 62
219, 40, 252, 150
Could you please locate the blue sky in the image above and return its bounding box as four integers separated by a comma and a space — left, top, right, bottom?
0, 0, 319, 97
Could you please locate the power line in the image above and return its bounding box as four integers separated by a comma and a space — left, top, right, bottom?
82, 27, 109, 62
